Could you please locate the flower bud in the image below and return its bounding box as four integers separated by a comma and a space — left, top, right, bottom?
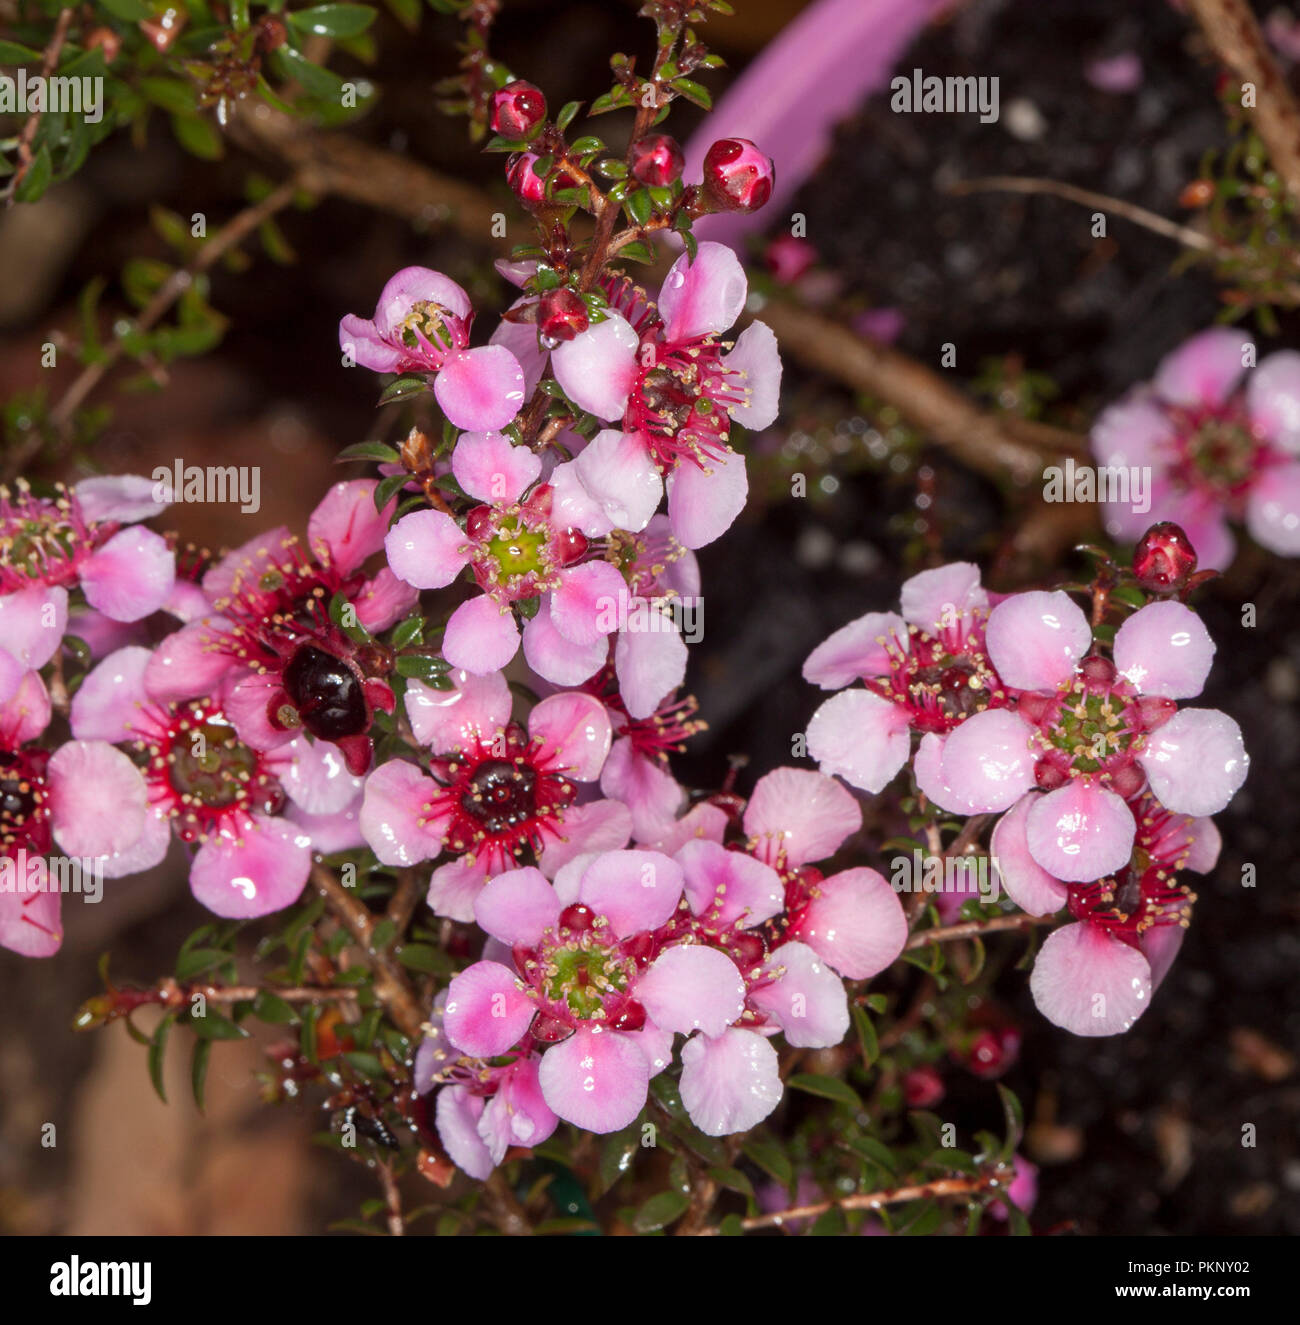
701, 138, 774, 213
507, 152, 548, 208
491, 79, 547, 140
537, 287, 589, 346
1133, 522, 1198, 593
903, 1065, 946, 1108
629, 133, 684, 187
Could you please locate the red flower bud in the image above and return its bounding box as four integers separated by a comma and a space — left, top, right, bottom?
903, 1065, 946, 1108
538, 287, 589, 346
629, 133, 684, 187
1133, 522, 1198, 593
507, 151, 548, 208
701, 138, 774, 213
491, 79, 547, 140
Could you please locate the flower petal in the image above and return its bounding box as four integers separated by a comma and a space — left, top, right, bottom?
679, 1027, 782, 1136
404, 669, 511, 751
1245, 460, 1300, 556
788, 865, 907, 978
188, 815, 312, 918
931, 708, 1036, 814
749, 941, 850, 1048
442, 595, 521, 674
990, 793, 1069, 915
474, 866, 561, 947
637, 944, 745, 1037
551, 312, 640, 420
724, 320, 781, 430
665, 448, 748, 550
807, 688, 912, 794
550, 560, 628, 646
1137, 708, 1249, 816
538, 1026, 650, 1132
1153, 327, 1251, 409
452, 431, 541, 505
614, 619, 687, 722
676, 837, 784, 928
549, 429, 663, 536
521, 603, 608, 686
384, 509, 470, 590
576, 849, 684, 937
435, 1086, 495, 1179
803, 611, 907, 688
444, 960, 534, 1056
46, 739, 148, 859
1025, 781, 1136, 882
0, 583, 67, 669
899, 562, 987, 637
528, 690, 612, 780
308, 479, 396, 576
985, 590, 1091, 691
80, 527, 175, 622
359, 759, 442, 866
659, 241, 747, 341
1030, 922, 1151, 1036
742, 766, 861, 867
1113, 600, 1214, 699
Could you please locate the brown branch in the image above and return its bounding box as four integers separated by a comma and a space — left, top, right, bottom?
698, 1172, 999, 1235
755, 299, 1087, 486
311, 863, 425, 1039
1, 8, 74, 206
377, 1160, 406, 1237
947, 175, 1214, 251
1186, 0, 1300, 209
43, 174, 304, 441
905, 912, 1055, 950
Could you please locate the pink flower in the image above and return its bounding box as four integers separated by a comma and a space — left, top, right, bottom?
443, 853, 749, 1133
144, 480, 411, 775
995, 795, 1219, 1036
385, 433, 632, 681
1, 662, 152, 956
1091, 328, 1300, 567
414, 994, 558, 1179
918, 592, 1247, 881
359, 670, 624, 920
339, 267, 526, 431
743, 767, 908, 980
70, 646, 364, 919
0, 476, 175, 669
535, 243, 780, 549
804, 562, 1007, 793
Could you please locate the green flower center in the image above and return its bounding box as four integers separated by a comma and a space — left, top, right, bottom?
1048, 680, 1137, 773
167, 716, 258, 808
544, 940, 629, 1021
486, 517, 549, 580
400, 300, 454, 351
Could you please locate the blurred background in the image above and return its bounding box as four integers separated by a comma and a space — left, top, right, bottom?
1, 0, 1297, 1235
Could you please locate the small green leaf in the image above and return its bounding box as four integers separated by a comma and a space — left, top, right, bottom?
742, 1134, 792, 1187
148, 1009, 179, 1103
555, 100, 582, 132
175, 946, 233, 981
14, 146, 53, 203
394, 653, 450, 680
788, 1073, 862, 1109
633, 1189, 690, 1232
189, 1009, 249, 1041
338, 440, 401, 463
191, 1039, 212, 1111
287, 4, 377, 38
0, 40, 43, 63
252, 991, 297, 1024
376, 374, 428, 406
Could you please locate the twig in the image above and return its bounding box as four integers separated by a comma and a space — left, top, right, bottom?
311, 863, 425, 1039
377, 1160, 406, 1237
904, 912, 1055, 950
1186, 0, 1300, 210
947, 175, 1214, 251
0, 8, 73, 206
698, 1172, 999, 1235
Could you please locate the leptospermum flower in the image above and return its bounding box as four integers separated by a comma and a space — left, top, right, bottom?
1091, 327, 1300, 567
743, 767, 909, 980
0, 653, 152, 956
916, 592, 1248, 882
384, 432, 631, 680
70, 646, 365, 919
0, 475, 175, 671
506, 243, 780, 550
994, 793, 1220, 1036
803, 562, 1008, 794
359, 668, 627, 920
443, 852, 749, 1134
144, 480, 412, 775
339, 267, 527, 431
414, 993, 558, 1180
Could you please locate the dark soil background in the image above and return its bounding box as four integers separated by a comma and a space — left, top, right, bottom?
1, 0, 1296, 1235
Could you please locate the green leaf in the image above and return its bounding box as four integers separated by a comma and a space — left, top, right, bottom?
189, 1009, 249, 1041
707, 1166, 753, 1199
252, 991, 297, 1024
288, 4, 378, 38
633, 1190, 689, 1232
14, 146, 53, 203
376, 374, 428, 406
555, 100, 582, 132
396, 942, 452, 975
852, 1004, 879, 1068
672, 78, 712, 110
394, 653, 451, 680
140, 77, 199, 115
788, 1073, 862, 1109
996, 1083, 1024, 1160
0, 40, 43, 64
373, 471, 408, 512
597, 1123, 641, 1195
742, 1134, 792, 1187
175, 946, 233, 981
270, 46, 349, 102
338, 440, 401, 464
718, 1213, 744, 1236
191, 1039, 212, 1112
343, 1050, 385, 1077
148, 1009, 179, 1103
625, 187, 653, 227
389, 615, 424, 649
96, 0, 153, 19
